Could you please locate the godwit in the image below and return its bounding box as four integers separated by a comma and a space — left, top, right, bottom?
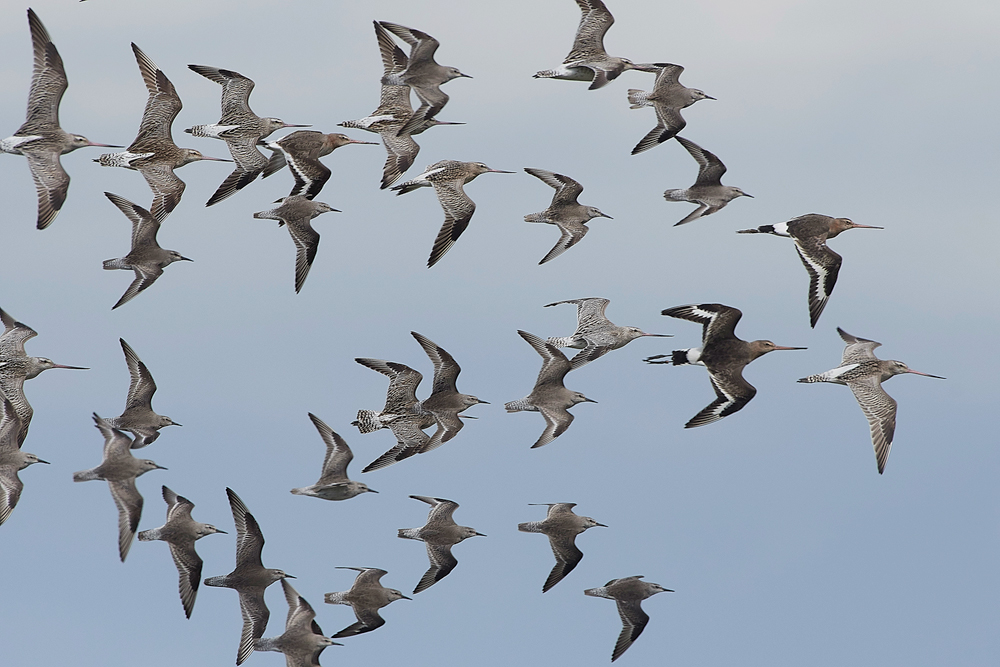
0, 397, 49, 527
324, 567, 410, 637
798, 328, 944, 474
738, 214, 883, 327
204, 488, 294, 666
504, 330, 597, 448
377, 21, 471, 135
523, 168, 612, 264
545, 297, 671, 369
664, 136, 752, 225
627, 63, 714, 155
518, 503, 606, 592
392, 160, 514, 267
2, 9, 121, 229
260, 130, 375, 200
106, 338, 180, 448
97, 44, 229, 222
252, 195, 338, 294
186, 65, 309, 206
339, 21, 463, 189
534, 0, 652, 89
290, 413, 377, 501
410, 331, 487, 453
72, 414, 167, 562
102, 193, 192, 310
0, 307, 87, 446
137, 486, 227, 619
255, 580, 342, 662
644, 304, 805, 428
584, 576, 673, 662
398, 495, 485, 594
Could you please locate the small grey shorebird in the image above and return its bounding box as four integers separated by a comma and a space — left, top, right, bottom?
102, 193, 192, 310
392, 160, 514, 267
519, 503, 606, 592
2, 9, 121, 229
627, 63, 714, 155
204, 488, 294, 666
186, 65, 309, 206
738, 214, 883, 328
0, 306, 87, 446
545, 297, 670, 369
106, 338, 180, 448
585, 575, 673, 662
798, 328, 943, 474
505, 330, 597, 448
252, 195, 338, 293
97, 44, 229, 222
664, 136, 752, 225
0, 397, 49, 527
137, 486, 226, 618
255, 579, 342, 665
290, 413, 377, 500
399, 495, 485, 594
73, 414, 166, 562
645, 304, 805, 428
325, 567, 410, 637
340, 21, 463, 189
377, 21, 471, 135
260, 130, 376, 200
534, 0, 652, 89
523, 168, 612, 264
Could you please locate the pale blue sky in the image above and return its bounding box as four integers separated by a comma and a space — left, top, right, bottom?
1, 1, 998, 665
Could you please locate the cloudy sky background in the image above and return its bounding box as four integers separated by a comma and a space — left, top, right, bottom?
1, 0, 998, 665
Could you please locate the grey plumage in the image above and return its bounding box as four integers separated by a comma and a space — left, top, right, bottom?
0, 397, 49, 527
290, 413, 376, 500
584, 575, 673, 662
105, 338, 180, 448
255, 579, 342, 667
504, 330, 597, 448
523, 168, 612, 264
627, 63, 714, 155
324, 567, 410, 637
663, 136, 752, 225
798, 328, 943, 474
544, 297, 670, 369
137, 486, 226, 618
398, 495, 485, 594
252, 195, 338, 293
518, 503, 606, 592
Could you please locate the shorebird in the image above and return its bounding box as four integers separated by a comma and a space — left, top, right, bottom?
97, 44, 229, 222
585, 575, 673, 662
204, 488, 294, 666
252, 195, 338, 293
137, 486, 226, 618
663, 136, 752, 225
523, 168, 612, 264
377, 21, 471, 135
2, 9, 121, 229
186, 65, 309, 206
101, 193, 192, 309
324, 567, 410, 637
738, 214, 883, 327
545, 298, 671, 369
0, 397, 49, 527
627, 63, 714, 155
290, 413, 377, 500
410, 331, 487, 453
644, 304, 805, 428
255, 579, 342, 665
340, 21, 463, 189
534, 0, 651, 89
398, 495, 485, 594
392, 160, 514, 267
260, 130, 376, 200
106, 338, 180, 448
798, 328, 944, 474
505, 330, 597, 448
0, 306, 87, 445
518, 503, 606, 592
72, 414, 166, 562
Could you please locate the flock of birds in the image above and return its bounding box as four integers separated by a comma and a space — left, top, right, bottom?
0, 1, 947, 665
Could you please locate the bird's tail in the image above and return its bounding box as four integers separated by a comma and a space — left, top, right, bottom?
644, 349, 696, 365
102, 258, 128, 270
504, 399, 535, 413
352, 410, 385, 434
627, 89, 650, 108
736, 224, 775, 234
